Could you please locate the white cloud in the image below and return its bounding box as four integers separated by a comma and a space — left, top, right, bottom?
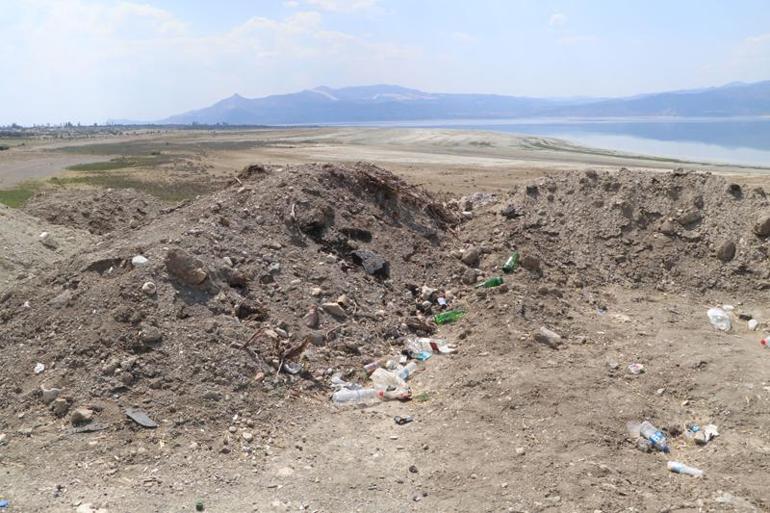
746, 33, 770, 45
0, 0, 417, 123
549, 12, 567, 27
451, 32, 475, 44
304, 0, 378, 12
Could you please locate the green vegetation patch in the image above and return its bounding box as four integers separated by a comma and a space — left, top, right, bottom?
0, 181, 41, 208
66, 154, 174, 172
50, 174, 215, 202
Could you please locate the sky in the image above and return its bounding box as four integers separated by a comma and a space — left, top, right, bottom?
1, 0, 769, 125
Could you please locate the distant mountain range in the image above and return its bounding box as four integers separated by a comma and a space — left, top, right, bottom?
154, 81, 770, 125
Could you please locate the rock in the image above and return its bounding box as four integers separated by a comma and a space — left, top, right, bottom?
309, 333, 325, 346
131, 255, 149, 267
533, 327, 562, 348
461, 269, 478, 285
71, 408, 94, 426
321, 302, 347, 319
51, 398, 69, 417
520, 254, 541, 274
39, 231, 58, 249
754, 215, 770, 237
0, 433, 6, 445
500, 204, 521, 219
165, 248, 208, 285
350, 250, 390, 278
141, 281, 157, 295
460, 247, 481, 267
515, 447, 526, 456
34, 362, 45, 374
40, 386, 61, 404
267, 262, 281, 275
49, 290, 73, 309
677, 210, 702, 226
748, 319, 759, 331
303, 305, 319, 329
310, 287, 323, 297
716, 240, 736, 262
242, 432, 254, 442
420, 286, 437, 301
659, 219, 677, 235
140, 325, 163, 344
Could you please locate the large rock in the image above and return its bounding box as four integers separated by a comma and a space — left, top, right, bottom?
716, 240, 736, 263
165, 248, 208, 286
753, 215, 770, 236
351, 250, 390, 278
534, 327, 562, 348
460, 247, 481, 267
520, 254, 542, 274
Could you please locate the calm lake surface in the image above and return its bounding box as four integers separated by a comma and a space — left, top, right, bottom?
351, 117, 770, 167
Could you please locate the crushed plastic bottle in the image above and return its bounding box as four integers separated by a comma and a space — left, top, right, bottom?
371, 368, 406, 389
405, 337, 456, 356
397, 362, 418, 381
434, 309, 464, 325
628, 420, 670, 453
332, 388, 383, 405
707, 307, 731, 331
667, 461, 703, 477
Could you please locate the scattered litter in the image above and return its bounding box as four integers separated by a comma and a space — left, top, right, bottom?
686, 423, 719, 445
433, 310, 464, 325
332, 387, 410, 405
71, 422, 109, 434
195, 500, 205, 511
124, 407, 158, 428
33, 362, 45, 375
748, 319, 759, 331
667, 461, 703, 478
476, 276, 504, 288
761, 337, 769, 349
414, 351, 432, 361
0, 499, 9, 509
502, 252, 519, 273
627, 420, 669, 453
707, 307, 731, 331
627, 363, 645, 375
394, 416, 414, 425
281, 361, 302, 375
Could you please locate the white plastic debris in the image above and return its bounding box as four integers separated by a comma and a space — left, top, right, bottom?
707, 307, 731, 331
748, 319, 759, 331
33, 362, 45, 375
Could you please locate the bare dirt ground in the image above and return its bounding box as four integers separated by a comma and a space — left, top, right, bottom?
0, 130, 769, 513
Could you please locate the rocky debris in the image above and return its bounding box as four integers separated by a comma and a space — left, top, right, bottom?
142, 281, 157, 295
39, 231, 58, 249
677, 210, 702, 227
500, 204, 521, 219
716, 240, 736, 262
520, 255, 541, 274
70, 407, 94, 426
303, 305, 319, 329
753, 215, 770, 236
322, 302, 347, 319
51, 398, 69, 417
350, 250, 390, 278
40, 385, 61, 404
461, 247, 481, 267
165, 248, 208, 286
131, 255, 149, 267
533, 327, 563, 348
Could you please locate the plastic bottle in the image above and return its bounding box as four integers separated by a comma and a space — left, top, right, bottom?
397, 362, 418, 381
502, 252, 520, 273
477, 276, 504, 288
667, 461, 703, 477
434, 310, 464, 325
371, 368, 406, 389
332, 388, 382, 405
639, 421, 670, 453
707, 307, 731, 331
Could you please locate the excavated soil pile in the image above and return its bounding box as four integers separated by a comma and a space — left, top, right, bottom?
466, 168, 770, 293
23, 188, 166, 235
0, 163, 459, 435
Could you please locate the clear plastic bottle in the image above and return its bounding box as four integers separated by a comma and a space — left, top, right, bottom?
332, 388, 382, 405
397, 362, 418, 381
667, 461, 703, 477
639, 421, 670, 453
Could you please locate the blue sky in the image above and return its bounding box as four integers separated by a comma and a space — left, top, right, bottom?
1, 0, 769, 124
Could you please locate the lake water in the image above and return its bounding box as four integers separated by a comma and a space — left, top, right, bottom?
350, 117, 770, 167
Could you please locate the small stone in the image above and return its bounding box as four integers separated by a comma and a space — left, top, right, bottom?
34, 362, 45, 375
131, 255, 149, 267
303, 305, 319, 329
242, 432, 254, 442
51, 398, 69, 417
753, 215, 770, 236
165, 248, 208, 285
321, 302, 347, 319
460, 247, 481, 267
39, 231, 58, 249
748, 319, 759, 331
533, 327, 562, 348
659, 219, 677, 235
409, 465, 418, 473
350, 250, 389, 278
515, 447, 526, 456
310, 287, 322, 297
520, 254, 541, 274
140, 325, 163, 344
268, 262, 281, 274
461, 268, 477, 285
141, 282, 157, 295
228, 426, 237, 433
677, 210, 702, 226
40, 386, 61, 404
0, 433, 6, 445
716, 240, 736, 262
71, 408, 94, 426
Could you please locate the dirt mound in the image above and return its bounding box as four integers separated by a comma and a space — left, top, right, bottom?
23, 188, 166, 235
463, 168, 770, 293
0, 163, 459, 440
0, 204, 96, 288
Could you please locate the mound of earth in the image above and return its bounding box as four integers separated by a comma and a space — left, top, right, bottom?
23, 188, 166, 235
0, 204, 96, 288
0, 163, 462, 443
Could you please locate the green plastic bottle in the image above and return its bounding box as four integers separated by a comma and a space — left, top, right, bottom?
502, 252, 519, 273
434, 309, 464, 325
477, 276, 504, 288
